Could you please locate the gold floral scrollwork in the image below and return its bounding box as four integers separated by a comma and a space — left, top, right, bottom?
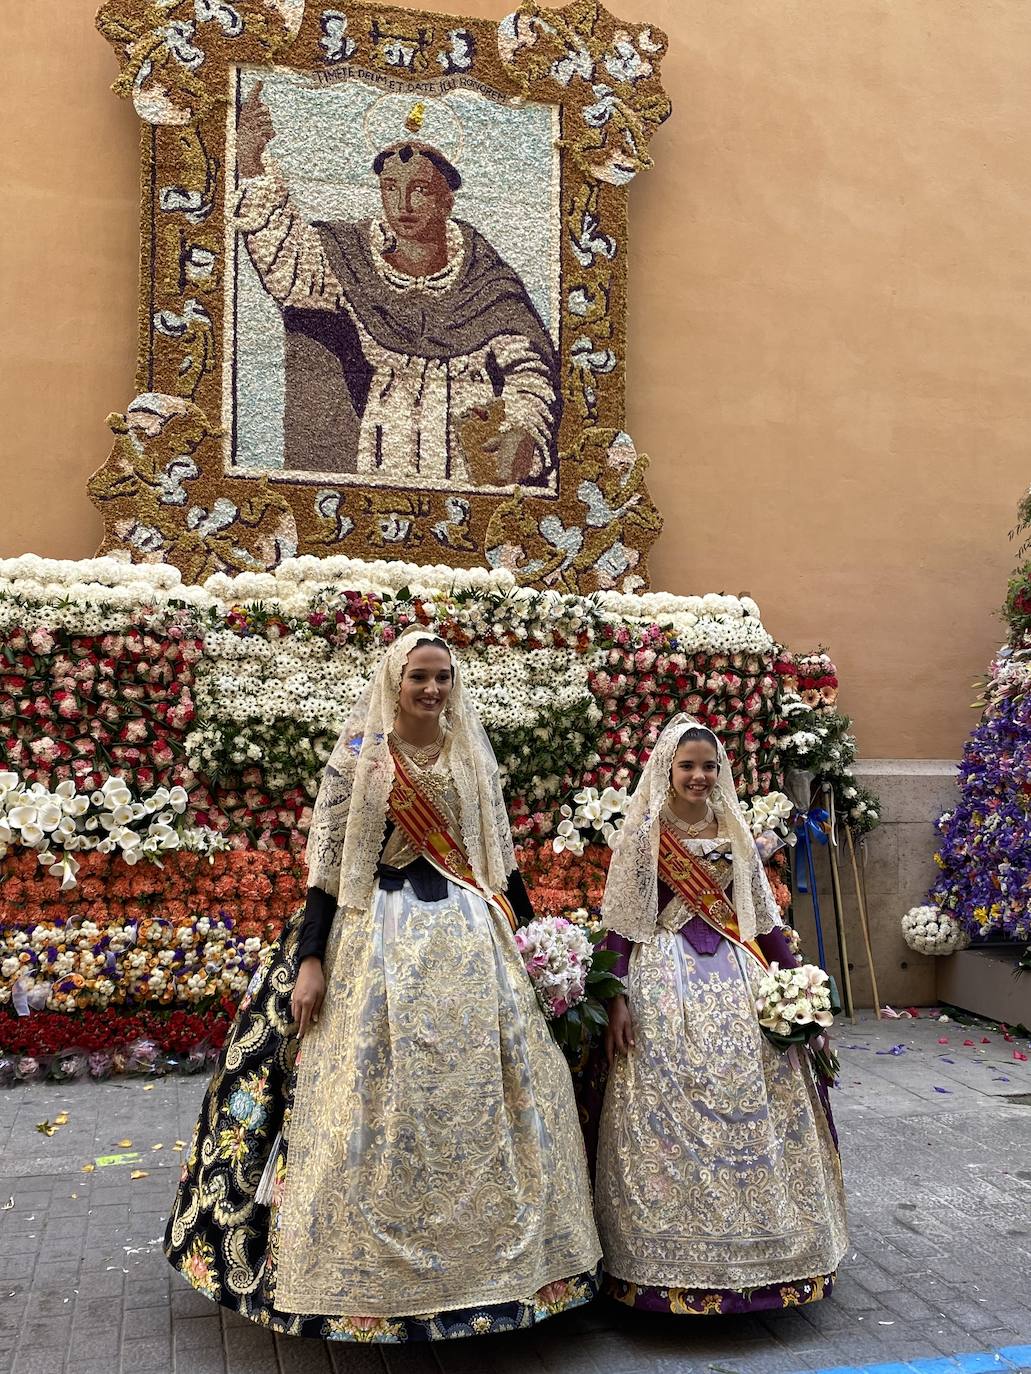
97, 0, 301, 125
153, 298, 216, 399
89, 393, 297, 581
429, 498, 477, 554
498, 0, 670, 184
310, 489, 356, 548
360, 492, 434, 549
93, 393, 213, 507
485, 428, 660, 592
367, 15, 437, 72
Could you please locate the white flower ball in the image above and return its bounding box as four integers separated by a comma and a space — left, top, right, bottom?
900, 905, 970, 956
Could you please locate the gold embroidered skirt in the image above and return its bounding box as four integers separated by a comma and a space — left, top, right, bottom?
596, 932, 847, 1296
276, 882, 602, 1317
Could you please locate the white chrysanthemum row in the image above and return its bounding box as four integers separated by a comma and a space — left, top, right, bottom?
900, 905, 970, 957
460, 648, 599, 731
0, 553, 182, 589
0, 553, 210, 628
0, 554, 516, 607
596, 589, 761, 620
0, 580, 210, 610
191, 639, 598, 736
0, 555, 775, 651
594, 590, 774, 652
207, 555, 518, 606
0, 599, 192, 636
193, 640, 368, 728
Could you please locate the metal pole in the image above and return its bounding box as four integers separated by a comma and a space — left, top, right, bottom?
798, 820, 828, 970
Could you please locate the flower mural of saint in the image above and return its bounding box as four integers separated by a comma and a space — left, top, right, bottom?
235, 83, 561, 488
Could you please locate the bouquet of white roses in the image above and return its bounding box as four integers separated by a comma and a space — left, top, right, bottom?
515, 916, 623, 1051
754, 961, 840, 1082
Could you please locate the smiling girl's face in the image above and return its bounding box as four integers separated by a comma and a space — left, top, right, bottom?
670, 737, 719, 807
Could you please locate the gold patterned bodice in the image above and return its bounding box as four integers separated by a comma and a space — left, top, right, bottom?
381, 747, 463, 870
656, 811, 734, 933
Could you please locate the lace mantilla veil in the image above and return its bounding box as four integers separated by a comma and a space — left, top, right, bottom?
601, 712, 779, 946
305, 627, 516, 911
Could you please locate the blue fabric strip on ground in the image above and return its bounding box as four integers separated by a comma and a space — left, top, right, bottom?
787, 1348, 1031, 1374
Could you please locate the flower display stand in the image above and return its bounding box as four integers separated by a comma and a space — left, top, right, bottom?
0, 554, 878, 1072
936, 947, 1031, 1028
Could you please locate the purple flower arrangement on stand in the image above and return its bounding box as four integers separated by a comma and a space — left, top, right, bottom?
932, 651, 1031, 945
931, 488, 1031, 952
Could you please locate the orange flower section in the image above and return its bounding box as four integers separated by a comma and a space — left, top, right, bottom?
516, 841, 612, 919
0, 850, 305, 939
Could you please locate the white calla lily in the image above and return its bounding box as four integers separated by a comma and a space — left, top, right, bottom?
36, 804, 63, 832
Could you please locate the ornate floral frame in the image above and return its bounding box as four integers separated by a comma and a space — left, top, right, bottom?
94, 0, 670, 590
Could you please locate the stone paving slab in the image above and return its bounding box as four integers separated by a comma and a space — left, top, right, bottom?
1, 1011, 1030, 1374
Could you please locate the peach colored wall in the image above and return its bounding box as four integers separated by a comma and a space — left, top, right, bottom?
1, 0, 1028, 760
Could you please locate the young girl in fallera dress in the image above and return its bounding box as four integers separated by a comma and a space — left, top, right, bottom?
164, 628, 601, 1341
595, 714, 847, 1315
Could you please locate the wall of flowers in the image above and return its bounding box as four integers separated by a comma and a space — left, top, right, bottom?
0, 553, 875, 1080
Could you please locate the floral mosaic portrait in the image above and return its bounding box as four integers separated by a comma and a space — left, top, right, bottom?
94, 1, 671, 590
230, 71, 562, 492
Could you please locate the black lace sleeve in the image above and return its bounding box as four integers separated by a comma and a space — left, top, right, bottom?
503, 868, 536, 928
296, 886, 336, 964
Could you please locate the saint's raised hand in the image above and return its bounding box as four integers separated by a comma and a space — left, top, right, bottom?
481, 425, 538, 484
237, 80, 275, 179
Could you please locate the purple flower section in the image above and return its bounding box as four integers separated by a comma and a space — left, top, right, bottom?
932, 686, 1031, 942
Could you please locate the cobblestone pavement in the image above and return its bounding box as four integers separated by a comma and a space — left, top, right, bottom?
2, 1011, 1031, 1374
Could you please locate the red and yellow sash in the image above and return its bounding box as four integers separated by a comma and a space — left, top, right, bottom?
388, 748, 517, 931
657, 824, 769, 969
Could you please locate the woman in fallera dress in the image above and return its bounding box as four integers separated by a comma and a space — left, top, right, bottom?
164, 627, 601, 1341
595, 714, 847, 1316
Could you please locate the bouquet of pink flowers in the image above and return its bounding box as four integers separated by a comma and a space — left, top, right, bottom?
515, 916, 623, 1050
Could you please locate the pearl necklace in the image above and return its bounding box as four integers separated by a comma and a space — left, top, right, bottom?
390, 725, 445, 769
670, 801, 716, 837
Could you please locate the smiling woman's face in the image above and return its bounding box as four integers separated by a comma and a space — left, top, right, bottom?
396, 643, 453, 723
